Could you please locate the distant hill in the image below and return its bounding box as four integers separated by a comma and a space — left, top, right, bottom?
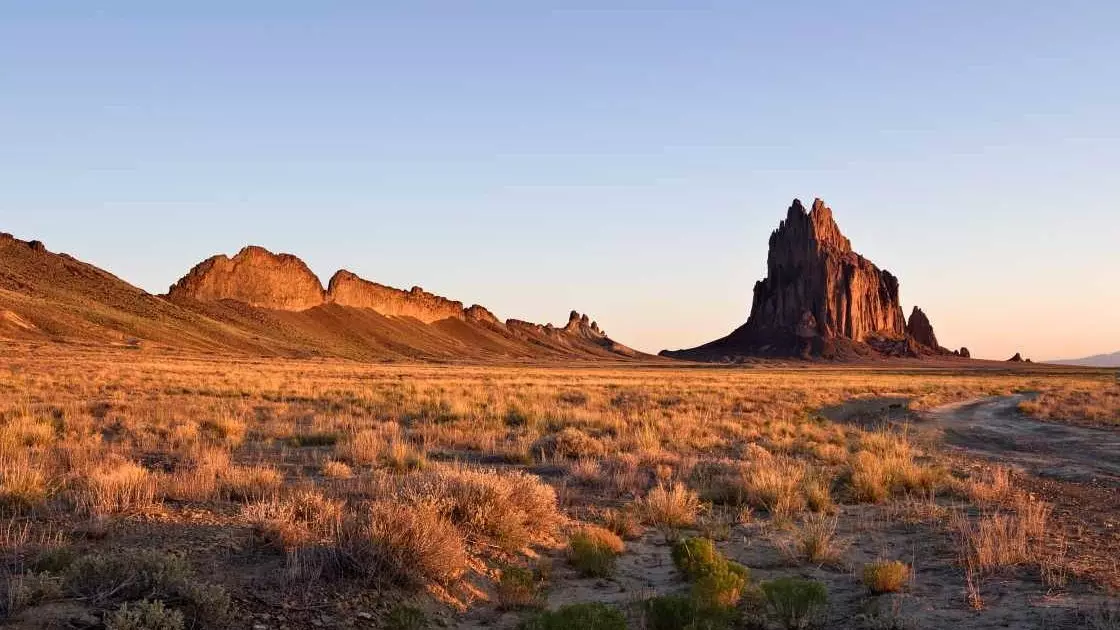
0, 232, 650, 362
1050, 351, 1120, 368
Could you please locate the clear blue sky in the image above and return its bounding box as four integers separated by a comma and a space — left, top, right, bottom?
2, 2, 1118, 360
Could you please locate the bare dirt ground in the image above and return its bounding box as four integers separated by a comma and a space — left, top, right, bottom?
927, 395, 1120, 487
924, 395, 1120, 591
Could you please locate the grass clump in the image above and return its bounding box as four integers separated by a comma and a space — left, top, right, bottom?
761, 577, 828, 630
641, 483, 700, 529
863, 560, 910, 594
567, 525, 624, 577
337, 500, 467, 586
519, 602, 627, 630
105, 599, 185, 630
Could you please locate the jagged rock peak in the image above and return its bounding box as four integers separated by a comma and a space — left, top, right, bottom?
563, 310, 605, 338
754, 198, 906, 344
661, 197, 943, 360
168, 245, 326, 311
906, 306, 939, 349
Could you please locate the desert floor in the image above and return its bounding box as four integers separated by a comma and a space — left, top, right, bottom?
0, 344, 1117, 629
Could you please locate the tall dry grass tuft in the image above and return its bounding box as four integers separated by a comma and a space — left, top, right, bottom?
336, 501, 467, 586
72, 460, 157, 516
640, 482, 700, 529
952, 495, 1052, 572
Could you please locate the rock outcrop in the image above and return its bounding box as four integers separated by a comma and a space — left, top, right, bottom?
168, 246, 326, 310
1008, 352, 1024, 362
164, 245, 645, 360
661, 198, 962, 360
328, 270, 464, 323
906, 306, 939, 349
959, 347, 971, 359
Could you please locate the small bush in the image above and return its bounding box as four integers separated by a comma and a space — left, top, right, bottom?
105, 599, 185, 630
643, 594, 736, 630
496, 565, 543, 610
761, 577, 828, 630
386, 604, 429, 630
693, 564, 748, 610
519, 602, 627, 630
336, 500, 467, 586
671, 538, 749, 609
62, 550, 229, 625
1, 571, 62, 617
601, 507, 644, 540
863, 560, 910, 594
568, 526, 624, 578
641, 483, 700, 529
532, 428, 606, 461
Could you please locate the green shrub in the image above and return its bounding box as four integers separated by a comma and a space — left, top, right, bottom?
105, 600, 185, 630
567, 527, 624, 578
672, 537, 724, 580
692, 564, 748, 609
863, 560, 910, 594
1, 572, 63, 617
519, 603, 627, 630
670, 537, 749, 609
497, 565, 543, 609
642, 594, 735, 630
761, 577, 828, 630
386, 605, 429, 630
62, 550, 229, 626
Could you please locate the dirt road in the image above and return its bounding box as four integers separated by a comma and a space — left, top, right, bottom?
925, 394, 1120, 487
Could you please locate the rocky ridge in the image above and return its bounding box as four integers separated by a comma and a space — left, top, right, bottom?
167, 245, 634, 355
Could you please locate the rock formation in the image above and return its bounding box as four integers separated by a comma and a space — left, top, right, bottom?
164, 245, 643, 359
959, 347, 971, 359
906, 306, 939, 349
1008, 352, 1024, 362
662, 198, 962, 360
328, 270, 464, 323
168, 246, 326, 310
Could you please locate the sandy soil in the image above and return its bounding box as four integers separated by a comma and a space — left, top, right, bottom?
926, 394, 1120, 487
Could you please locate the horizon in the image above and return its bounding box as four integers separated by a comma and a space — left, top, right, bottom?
3, 3, 1119, 361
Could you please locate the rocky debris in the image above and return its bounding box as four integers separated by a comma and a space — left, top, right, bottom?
168, 246, 327, 310
663, 198, 946, 360
906, 306, 939, 349
328, 270, 464, 323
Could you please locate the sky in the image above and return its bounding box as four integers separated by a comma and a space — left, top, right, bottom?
2, 2, 1118, 361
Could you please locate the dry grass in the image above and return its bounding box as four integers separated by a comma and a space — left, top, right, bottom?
0, 345, 1110, 624
336, 501, 468, 586
1018, 381, 1120, 427
640, 483, 701, 530
863, 560, 910, 594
